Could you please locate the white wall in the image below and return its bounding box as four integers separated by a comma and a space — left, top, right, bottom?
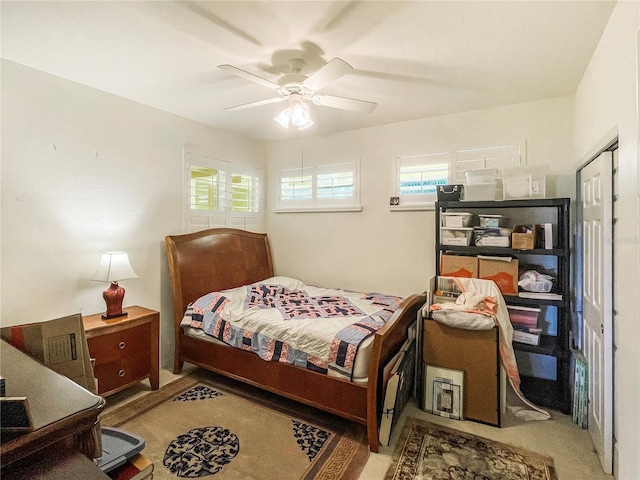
0, 60, 264, 368
573, 2, 640, 478
265, 96, 575, 297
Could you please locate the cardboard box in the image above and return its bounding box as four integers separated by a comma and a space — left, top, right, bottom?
512, 225, 537, 250
440, 255, 478, 278
478, 257, 519, 295
0, 314, 97, 394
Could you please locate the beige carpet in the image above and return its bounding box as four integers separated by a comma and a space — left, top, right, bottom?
385, 417, 558, 480
100, 371, 368, 480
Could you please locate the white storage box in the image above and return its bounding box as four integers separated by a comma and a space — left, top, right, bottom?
441, 212, 474, 227
502, 165, 548, 199
478, 214, 508, 227
441, 227, 473, 246
463, 182, 497, 201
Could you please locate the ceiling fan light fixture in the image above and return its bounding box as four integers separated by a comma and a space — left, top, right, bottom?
290, 101, 313, 130
274, 107, 292, 129
274, 99, 314, 131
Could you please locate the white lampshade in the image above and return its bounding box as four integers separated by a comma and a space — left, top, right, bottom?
91, 252, 138, 283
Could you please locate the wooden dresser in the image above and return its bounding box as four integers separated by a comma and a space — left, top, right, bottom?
83, 306, 159, 396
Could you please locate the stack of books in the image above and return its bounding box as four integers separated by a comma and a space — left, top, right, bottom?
507, 305, 542, 345
107, 453, 154, 480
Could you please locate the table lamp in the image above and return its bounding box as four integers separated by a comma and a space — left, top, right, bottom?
91, 252, 138, 319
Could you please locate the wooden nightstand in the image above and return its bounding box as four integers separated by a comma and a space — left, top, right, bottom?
83, 306, 159, 397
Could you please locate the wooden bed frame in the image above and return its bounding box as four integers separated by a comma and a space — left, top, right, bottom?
165, 228, 425, 452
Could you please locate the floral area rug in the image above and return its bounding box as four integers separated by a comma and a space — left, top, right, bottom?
385, 417, 558, 480
100, 371, 368, 480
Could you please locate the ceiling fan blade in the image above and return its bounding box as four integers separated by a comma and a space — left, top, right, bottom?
302, 58, 353, 92
218, 64, 280, 90
224, 97, 286, 111
311, 94, 377, 113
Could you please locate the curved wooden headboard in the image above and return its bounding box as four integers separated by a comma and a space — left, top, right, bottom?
165, 228, 274, 327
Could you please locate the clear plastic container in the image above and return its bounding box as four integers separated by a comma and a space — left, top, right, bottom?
463, 182, 497, 201
465, 168, 498, 184
478, 214, 508, 227
502, 165, 547, 199
473, 227, 512, 247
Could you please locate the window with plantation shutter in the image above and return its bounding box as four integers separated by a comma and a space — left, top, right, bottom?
395, 152, 451, 205
184, 150, 261, 232
276, 161, 361, 212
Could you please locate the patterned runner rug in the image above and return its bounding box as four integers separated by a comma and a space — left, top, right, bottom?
100, 370, 368, 480
385, 417, 558, 480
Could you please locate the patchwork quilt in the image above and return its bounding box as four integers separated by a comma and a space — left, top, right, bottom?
183, 276, 403, 380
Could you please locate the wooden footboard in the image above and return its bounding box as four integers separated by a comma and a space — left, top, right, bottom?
366, 292, 426, 451
165, 228, 426, 452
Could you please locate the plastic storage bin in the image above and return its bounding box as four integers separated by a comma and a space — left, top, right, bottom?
506, 305, 541, 328
473, 227, 512, 247
478, 214, 508, 227
463, 183, 497, 201
463, 168, 498, 201
502, 165, 547, 199
99, 427, 146, 473
441, 212, 474, 227
465, 168, 498, 184
441, 227, 473, 246
437, 184, 464, 201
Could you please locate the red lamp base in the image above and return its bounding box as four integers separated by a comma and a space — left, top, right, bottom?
102, 281, 128, 319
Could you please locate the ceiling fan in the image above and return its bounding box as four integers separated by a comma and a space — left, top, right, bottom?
218, 58, 377, 115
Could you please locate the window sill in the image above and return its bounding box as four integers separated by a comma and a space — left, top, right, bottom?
388, 203, 435, 212
273, 205, 363, 214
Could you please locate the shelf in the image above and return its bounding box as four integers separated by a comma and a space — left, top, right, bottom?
438, 198, 570, 209
434, 197, 573, 415
438, 245, 569, 257
504, 295, 568, 308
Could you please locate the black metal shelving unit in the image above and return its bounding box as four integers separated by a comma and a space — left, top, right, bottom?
435, 198, 572, 414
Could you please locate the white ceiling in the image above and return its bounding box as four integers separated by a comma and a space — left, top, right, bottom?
1, 1, 616, 142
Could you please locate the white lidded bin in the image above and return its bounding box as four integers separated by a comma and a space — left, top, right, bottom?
502, 165, 548, 199
440, 227, 473, 246
441, 212, 474, 227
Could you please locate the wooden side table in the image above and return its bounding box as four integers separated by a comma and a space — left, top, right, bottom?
83, 306, 159, 397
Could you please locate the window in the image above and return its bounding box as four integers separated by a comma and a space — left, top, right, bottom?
276, 161, 361, 212
184, 150, 261, 232
394, 144, 523, 208
395, 152, 452, 205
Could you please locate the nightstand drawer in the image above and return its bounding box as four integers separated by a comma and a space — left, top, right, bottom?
87, 323, 151, 366
83, 306, 160, 396
93, 351, 151, 393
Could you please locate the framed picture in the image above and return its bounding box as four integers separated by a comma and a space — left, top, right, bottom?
423, 365, 464, 420
1, 397, 34, 431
